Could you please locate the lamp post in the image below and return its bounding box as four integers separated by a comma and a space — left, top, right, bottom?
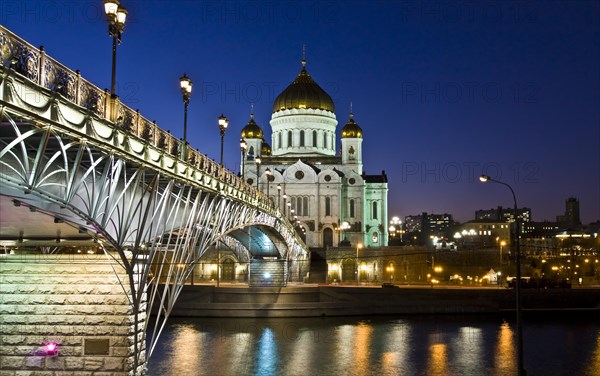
104, 0, 127, 98
179, 74, 192, 159
386, 264, 394, 283
356, 242, 363, 284
500, 240, 506, 264
255, 157, 261, 189
265, 168, 271, 199
277, 184, 282, 210
341, 221, 350, 245
480, 174, 525, 376
240, 139, 247, 177
218, 114, 228, 166
390, 216, 402, 244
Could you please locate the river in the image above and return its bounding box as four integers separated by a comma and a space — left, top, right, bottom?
147, 313, 600, 376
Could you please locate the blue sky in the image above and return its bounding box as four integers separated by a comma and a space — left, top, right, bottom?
2, 0, 599, 223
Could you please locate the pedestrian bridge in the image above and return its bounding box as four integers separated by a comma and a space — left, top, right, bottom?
0, 26, 308, 375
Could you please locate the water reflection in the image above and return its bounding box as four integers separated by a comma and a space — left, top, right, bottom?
255, 328, 277, 375
588, 331, 600, 376
381, 321, 410, 375
427, 343, 448, 376
353, 322, 373, 375
494, 321, 516, 374
453, 326, 483, 373
147, 315, 600, 376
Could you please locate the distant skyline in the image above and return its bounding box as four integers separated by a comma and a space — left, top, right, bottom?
2, 0, 598, 223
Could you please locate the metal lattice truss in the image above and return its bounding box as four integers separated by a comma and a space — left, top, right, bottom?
0, 26, 308, 369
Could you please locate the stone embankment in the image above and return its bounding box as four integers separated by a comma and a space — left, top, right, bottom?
170, 284, 600, 318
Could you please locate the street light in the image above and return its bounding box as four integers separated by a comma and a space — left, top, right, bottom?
500, 240, 507, 264
179, 73, 192, 159
390, 216, 402, 243
480, 174, 526, 376
341, 221, 350, 245
386, 264, 395, 283
255, 157, 261, 189
356, 242, 363, 284
265, 168, 271, 199
277, 184, 282, 210
240, 139, 247, 177
104, 0, 127, 98
218, 114, 228, 166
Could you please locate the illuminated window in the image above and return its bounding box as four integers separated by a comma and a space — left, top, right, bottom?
373, 232, 379, 243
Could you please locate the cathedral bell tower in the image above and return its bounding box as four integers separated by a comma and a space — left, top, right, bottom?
340, 112, 363, 174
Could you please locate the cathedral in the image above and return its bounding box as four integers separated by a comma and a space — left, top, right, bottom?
240, 58, 388, 249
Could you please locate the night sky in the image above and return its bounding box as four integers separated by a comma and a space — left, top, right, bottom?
2, 0, 598, 224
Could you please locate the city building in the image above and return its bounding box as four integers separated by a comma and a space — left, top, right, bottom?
556, 197, 582, 228
403, 212, 454, 245
457, 220, 512, 250
475, 206, 531, 224
240, 58, 389, 248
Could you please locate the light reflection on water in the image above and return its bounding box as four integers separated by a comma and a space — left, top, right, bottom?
147, 314, 600, 376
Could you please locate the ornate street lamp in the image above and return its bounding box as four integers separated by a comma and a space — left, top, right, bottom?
104, 0, 127, 98
179, 73, 192, 159
255, 157, 261, 189
390, 216, 402, 243
356, 242, 363, 284
265, 168, 271, 199
340, 221, 351, 245
480, 174, 525, 376
277, 184, 282, 210
218, 114, 228, 166
240, 139, 247, 177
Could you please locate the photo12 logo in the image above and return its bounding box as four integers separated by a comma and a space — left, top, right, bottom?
400, 81, 539, 105
401, 161, 540, 184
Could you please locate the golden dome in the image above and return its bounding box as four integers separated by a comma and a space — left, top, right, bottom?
261, 139, 272, 156
272, 61, 335, 113
341, 113, 363, 138
241, 115, 263, 139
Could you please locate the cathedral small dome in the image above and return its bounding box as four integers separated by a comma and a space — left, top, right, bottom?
272, 60, 335, 113
241, 115, 263, 139
261, 139, 272, 156
341, 113, 362, 138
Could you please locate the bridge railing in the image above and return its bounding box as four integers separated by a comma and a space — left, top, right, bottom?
0, 25, 278, 214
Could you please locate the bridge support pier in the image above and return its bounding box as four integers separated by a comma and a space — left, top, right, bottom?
0, 254, 146, 375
